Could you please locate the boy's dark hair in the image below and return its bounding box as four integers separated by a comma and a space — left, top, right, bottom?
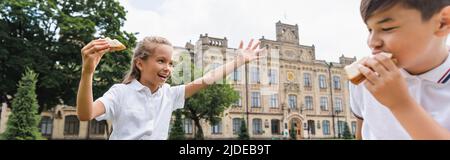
361, 0, 450, 22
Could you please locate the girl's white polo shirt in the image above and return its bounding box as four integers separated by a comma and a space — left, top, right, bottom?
350, 55, 450, 140
95, 79, 185, 140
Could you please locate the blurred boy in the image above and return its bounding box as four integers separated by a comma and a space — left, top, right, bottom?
351, 0, 450, 140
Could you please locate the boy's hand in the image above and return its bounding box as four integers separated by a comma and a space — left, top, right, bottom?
236, 39, 266, 64
81, 39, 110, 75
358, 53, 413, 110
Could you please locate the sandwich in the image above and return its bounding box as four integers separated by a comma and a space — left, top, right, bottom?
105, 37, 126, 52
344, 52, 396, 85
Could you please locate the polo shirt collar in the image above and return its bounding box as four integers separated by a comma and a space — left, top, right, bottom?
129, 79, 163, 95
400, 54, 450, 84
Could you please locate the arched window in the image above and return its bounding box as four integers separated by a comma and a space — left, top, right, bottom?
322, 120, 330, 135
288, 95, 297, 109
64, 115, 79, 136
211, 120, 222, 134
40, 116, 53, 137
271, 119, 280, 135
303, 73, 312, 87
319, 75, 327, 89
320, 97, 328, 111
183, 118, 193, 134
232, 118, 242, 135
305, 96, 313, 110
251, 92, 261, 108
90, 120, 106, 135
270, 94, 279, 108
333, 76, 341, 89
252, 118, 263, 135
307, 120, 316, 135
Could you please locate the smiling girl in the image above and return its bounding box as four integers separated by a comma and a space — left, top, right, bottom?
76, 36, 264, 140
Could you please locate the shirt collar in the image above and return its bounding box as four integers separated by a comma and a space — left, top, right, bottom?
401, 54, 450, 84
129, 79, 163, 96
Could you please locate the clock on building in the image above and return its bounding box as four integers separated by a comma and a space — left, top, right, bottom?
287, 71, 295, 81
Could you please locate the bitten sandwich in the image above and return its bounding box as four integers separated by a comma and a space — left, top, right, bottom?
344, 52, 396, 85
105, 37, 126, 52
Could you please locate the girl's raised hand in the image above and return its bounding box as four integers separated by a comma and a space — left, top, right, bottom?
80, 39, 110, 75
237, 39, 267, 63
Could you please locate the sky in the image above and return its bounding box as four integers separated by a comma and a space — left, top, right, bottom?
116, 0, 381, 63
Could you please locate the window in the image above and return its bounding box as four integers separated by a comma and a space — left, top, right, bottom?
271, 119, 281, 135
232, 69, 241, 81
233, 118, 242, 135
90, 120, 106, 135
288, 95, 297, 109
270, 94, 278, 108
304, 73, 312, 87
268, 69, 278, 84
251, 67, 260, 83
184, 118, 193, 134
320, 97, 328, 111
234, 91, 242, 107
351, 121, 357, 136
252, 118, 263, 135
305, 96, 313, 110
334, 97, 343, 112
337, 121, 345, 136
40, 116, 53, 136
333, 76, 341, 89
307, 120, 316, 135
319, 75, 327, 89
211, 120, 222, 134
251, 92, 261, 108
322, 120, 330, 135
64, 115, 79, 136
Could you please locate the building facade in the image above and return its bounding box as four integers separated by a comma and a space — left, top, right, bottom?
174, 21, 358, 139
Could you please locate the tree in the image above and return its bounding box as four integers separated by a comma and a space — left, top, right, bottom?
170, 53, 239, 140
169, 110, 186, 140
0, 0, 136, 111
2, 68, 44, 140
184, 84, 239, 140
238, 119, 249, 140
290, 124, 297, 140
342, 122, 353, 139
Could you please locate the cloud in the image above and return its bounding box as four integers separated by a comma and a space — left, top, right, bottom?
117, 0, 408, 62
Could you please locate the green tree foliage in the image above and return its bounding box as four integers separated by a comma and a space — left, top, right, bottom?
169, 110, 186, 140
184, 84, 239, 140
342, 122, 353, 139
2, 68, 44, 140
0, 0, 137, 111
238, 118, 249, 140
170, 52, 239, 140
290, 124, 297, 140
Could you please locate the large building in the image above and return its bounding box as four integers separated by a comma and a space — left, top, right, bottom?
0, 21, 357, 140
174, 21, 357, 139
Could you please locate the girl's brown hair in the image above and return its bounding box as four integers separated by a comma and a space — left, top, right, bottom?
122, 36, 172, 84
